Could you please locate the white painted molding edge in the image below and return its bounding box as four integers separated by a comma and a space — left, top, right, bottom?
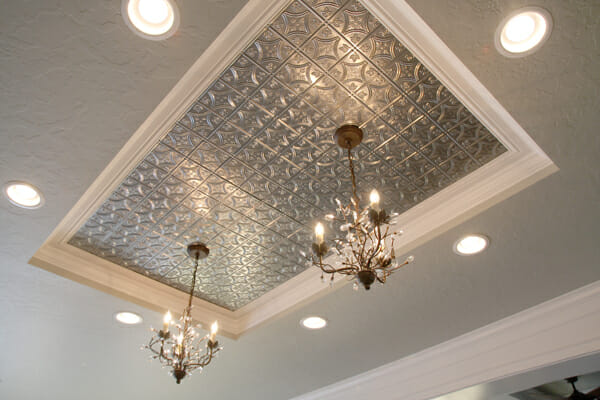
30, 0, 557, 337
290, 280, 600, 400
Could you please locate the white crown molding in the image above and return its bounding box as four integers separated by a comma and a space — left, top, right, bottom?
30, 0, 556, 338
290, 280, 600, 400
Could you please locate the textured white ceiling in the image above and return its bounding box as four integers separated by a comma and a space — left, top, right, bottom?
0, 0, 599, 399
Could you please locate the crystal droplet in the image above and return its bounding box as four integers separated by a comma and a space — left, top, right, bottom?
353, 282, 359, 291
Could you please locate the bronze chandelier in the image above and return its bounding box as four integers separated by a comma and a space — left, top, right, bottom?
307, 125, 414, 290
145, 242, 222, 384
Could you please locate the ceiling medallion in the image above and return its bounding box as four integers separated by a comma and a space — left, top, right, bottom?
145, 242, 222, 384
306, 125, 414, 290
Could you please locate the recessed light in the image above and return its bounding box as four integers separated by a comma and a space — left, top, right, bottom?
453, 234, 489, 256
495, 7, 552, 57
115, 311, 143, 325
122, 0, 180, 41
300, 316, 327, 330
3, 181, 44, 209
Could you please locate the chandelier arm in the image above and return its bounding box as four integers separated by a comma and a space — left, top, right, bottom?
320, 264, 358, 275
386, 259, 410, 274
346, 147, 360, 211
187, 346, 219, 368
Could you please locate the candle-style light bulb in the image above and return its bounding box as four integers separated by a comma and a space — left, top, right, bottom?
163, 311, 172, 333
370, 189, 381, 211
209, 321, 218, 342
175, 333, 183, 356
314, 222, 325, 244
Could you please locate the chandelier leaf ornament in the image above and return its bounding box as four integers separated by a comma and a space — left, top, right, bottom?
306, 125, 414, 290
145, 242, 222, 384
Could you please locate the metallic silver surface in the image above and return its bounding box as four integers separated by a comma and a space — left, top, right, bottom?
68, 0, 506, 310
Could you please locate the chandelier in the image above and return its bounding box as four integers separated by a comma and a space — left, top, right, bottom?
307, 125, 414, 290
145, 242, 222, 384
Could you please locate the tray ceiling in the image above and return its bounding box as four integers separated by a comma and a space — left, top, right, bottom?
67, 0, 506, 311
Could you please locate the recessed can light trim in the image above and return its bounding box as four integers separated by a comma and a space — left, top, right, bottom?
453, 234, 489, 256
122, 0, 180, 41
3, 181, 44, 209
114, 311, 144, 325
495, 7, 552, 58
300, 316, 327, 330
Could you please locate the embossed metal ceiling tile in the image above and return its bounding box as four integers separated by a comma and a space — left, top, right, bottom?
229, 103, 278, 139
304, 0, 344, 20
225, 216, 271, 240
248, 73, 297, 114
274, 52, 322, 95
127, 160, 170, 189
129, 197, 169, 228
198, 79, 247, 120
154, 175, 195, 204
216, 157, 255, 187
161, 124, 206, 156
178, 189, 218, 216
300, 24, 354, 70
186, 138, 233, 172
357, 34, 420, 86
152, 204, 199, 238
271, 0, 324, 48
90, 203, 127, 231
143, 142, 186, 173
279, 98, 329, 136
246, 228, 284, 249
244, 27, 295, 73
112, 176, 153, 208
329, 0, 381, 45
303, 76, 347, 116
221, 55, 271, 97
206, 121, 253, 156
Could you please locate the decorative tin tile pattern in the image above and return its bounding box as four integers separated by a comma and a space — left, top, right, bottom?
69, 0, 506, 310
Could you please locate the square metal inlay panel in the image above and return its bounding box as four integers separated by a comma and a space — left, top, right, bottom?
68, 0, 506, 311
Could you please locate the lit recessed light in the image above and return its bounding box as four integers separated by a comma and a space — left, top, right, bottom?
453, 234, 489, 256
122, 0, 180, 40
495, 7, 552, 57
300, 316, 327, 330
3, 181, 44, 209
115, 311, 143, 325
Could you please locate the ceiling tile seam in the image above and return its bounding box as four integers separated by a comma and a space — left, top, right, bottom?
266, 24, 447, 190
